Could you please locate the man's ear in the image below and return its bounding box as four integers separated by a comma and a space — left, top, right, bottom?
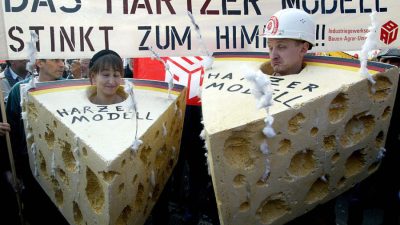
300, 42, 310, 55
35, 59, 43, 68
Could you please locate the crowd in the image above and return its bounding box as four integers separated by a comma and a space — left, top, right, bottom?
0, 8, 399, 225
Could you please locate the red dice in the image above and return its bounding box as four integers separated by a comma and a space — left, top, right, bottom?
380, 20, 398, 45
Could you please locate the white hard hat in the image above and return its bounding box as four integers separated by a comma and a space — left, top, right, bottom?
263, 8, 316, 47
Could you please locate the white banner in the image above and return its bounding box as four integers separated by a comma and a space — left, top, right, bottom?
0, 0, 399, 59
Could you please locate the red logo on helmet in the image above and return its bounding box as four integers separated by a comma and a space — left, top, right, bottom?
266, 16, 279, 35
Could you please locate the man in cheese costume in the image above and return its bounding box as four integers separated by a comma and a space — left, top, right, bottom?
201, 8, 399, 225
264, 8, 336, 225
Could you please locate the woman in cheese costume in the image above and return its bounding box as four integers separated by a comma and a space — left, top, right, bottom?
88, 49, 127, 105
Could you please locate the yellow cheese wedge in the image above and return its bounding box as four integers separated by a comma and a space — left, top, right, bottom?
23, 79, 186, 225
201, 54, 399, 225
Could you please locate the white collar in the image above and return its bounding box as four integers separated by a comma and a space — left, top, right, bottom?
9, 67, 27, 80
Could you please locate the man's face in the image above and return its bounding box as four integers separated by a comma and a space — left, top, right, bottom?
268, 39, 308, 75
10, 60, 28, 75
71, 60, 82, 78
37, 59, 65, 80
80, 59, 90, 77
380, 58, 400, 68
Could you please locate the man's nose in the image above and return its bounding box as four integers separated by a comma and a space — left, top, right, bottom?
270, 49, 278, 58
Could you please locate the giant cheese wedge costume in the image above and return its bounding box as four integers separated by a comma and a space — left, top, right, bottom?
22, 79, 186, 225
201, 53, 399, 225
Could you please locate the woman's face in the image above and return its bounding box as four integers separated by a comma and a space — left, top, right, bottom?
93, 68, 122, 97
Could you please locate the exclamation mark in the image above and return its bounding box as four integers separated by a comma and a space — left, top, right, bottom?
315, 24, 326, 47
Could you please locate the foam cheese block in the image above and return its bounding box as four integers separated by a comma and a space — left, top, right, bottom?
22, 79, 186, 225
201, 54, 399, 225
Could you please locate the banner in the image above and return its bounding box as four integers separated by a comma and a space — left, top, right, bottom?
0, 0, 399, 59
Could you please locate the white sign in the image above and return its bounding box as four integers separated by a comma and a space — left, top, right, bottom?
0, 0, 399, 59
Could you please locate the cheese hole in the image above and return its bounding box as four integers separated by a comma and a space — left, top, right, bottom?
256, 194, 290, 224
134, 183, 145, 212
60, 140, 77, 172
118, 183, 125, 194
288, 113, 306, 134
73, 201, 83, 225
368, 161, 380, 173
57, 168, 69, 186
277, 139, 291, 155
151, 184, 160, 201
340, 113, 375, 147
45, 125, 55, 149
328, 93, 348, 123
86, 167, 105, 213
116, 206, 132, 225
375, 131, 384, 148
233, 174, 246, 188
310, 127, 319, 137
369, 75, 392, 102
381, 106, 391, 120
223, 135, 259, 170
28, 102, 39, 121
100, 171, 119, 183
82, 147, 88, 156
27, 133, 35, 149
39, 150, 48, 177
331, 152, 340, 164
239, 201, 250, 212
140, 146, 152, 165
51, 176, 63, 206
344, 149, 366, 177
337, 177, 346, 188
305, 177, 329, 204
323, 135, 336, 151
288, 149, 315, 177
132, 174, 138, 185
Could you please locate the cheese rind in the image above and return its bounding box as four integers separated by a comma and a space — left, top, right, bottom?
202, 55, 399, 225
23, 79, 186, 225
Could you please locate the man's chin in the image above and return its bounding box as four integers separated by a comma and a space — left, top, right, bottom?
272, 65, 282, 73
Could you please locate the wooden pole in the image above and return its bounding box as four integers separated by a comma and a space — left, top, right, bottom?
0, 84, 25, 225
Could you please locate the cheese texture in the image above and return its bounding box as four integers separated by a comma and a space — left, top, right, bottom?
22, 79, 186, 225
201, 54, 399, 225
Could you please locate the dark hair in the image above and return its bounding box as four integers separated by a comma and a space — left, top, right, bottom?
89, 49, 121, 69
89, 53, 124, 84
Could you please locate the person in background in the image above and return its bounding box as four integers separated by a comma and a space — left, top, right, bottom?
347, 48, 400, 225
0, 60, 30, 103
70, 59, 82, 79
88, 49, 126, 105
124, 58, 134, 78
5, 58, 69, 225
377, 48, 400, 67
65, 59, 82, 79
0, 104, 20, 224
80, 58, 90, 78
